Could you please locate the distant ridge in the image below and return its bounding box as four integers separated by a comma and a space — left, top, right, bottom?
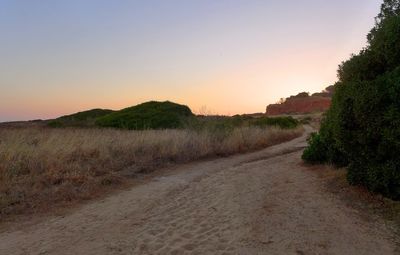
266, 86, 334, 116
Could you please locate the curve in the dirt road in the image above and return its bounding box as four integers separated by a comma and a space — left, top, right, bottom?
0, 126, 397, 255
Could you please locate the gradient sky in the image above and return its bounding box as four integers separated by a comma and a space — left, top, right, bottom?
0, 0, 382, 121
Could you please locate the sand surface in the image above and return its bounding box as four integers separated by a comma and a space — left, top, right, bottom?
0, 127, 397, 254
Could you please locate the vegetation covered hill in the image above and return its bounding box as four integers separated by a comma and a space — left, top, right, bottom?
303, 0, 400, 199
48, 109, 114, 127
96, 101, 194, 130
42, 101, 302, 131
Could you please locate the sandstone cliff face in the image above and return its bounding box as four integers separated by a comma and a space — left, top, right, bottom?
266, 97, 331, 115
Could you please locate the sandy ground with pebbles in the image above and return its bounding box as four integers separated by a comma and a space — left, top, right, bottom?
0, 127, 398, 254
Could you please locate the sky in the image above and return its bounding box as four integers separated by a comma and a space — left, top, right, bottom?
0, 0, 382, 121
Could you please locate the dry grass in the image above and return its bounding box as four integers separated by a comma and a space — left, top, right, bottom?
0, 126, 303, 218
307, 164, 400, 236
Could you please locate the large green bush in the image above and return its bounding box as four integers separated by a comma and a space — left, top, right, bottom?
96, 101, 193, 130
303, 0, 400, 199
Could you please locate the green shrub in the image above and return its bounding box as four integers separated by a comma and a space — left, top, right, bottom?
299, 116, 312, 125
96, 101, 193, 130
303, 0, 400, 199
60, 109, 114, 122
48, 109, 114, 128
250, 116, 299, 129
302, 133, 327, 163
47, 120, 64, 128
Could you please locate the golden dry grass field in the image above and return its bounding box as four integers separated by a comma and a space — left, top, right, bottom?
0, 125, 303, 219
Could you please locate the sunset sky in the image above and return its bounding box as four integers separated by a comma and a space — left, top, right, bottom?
0, 0, 381, 121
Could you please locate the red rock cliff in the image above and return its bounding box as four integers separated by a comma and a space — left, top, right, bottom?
266, 97, 331, 116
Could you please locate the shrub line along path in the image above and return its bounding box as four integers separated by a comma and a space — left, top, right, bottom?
0, 126, 397, 254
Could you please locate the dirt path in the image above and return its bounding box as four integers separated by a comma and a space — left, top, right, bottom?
0, 127, 397, 254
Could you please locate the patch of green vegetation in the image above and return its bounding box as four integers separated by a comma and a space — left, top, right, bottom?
59, 109, 115, 122
186, 115, 299, 133
96, 101, 194, 130
47, 120, 64, 128
249, 116, 299, 129
299, 116, 312, 125
48, 109, 114, 128
303, 0, 400, 200
186, 115, 249, 131
47, 102, 301, 132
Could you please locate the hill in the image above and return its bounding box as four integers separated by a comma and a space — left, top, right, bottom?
48, 109, 114, 127
96, 101, 193, 130
266, 86, 334, 116
266, 96, 331, 116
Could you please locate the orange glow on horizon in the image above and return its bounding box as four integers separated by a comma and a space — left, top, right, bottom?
0, 1, 381, 121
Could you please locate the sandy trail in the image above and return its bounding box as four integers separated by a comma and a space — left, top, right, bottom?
0, 127, 397, 254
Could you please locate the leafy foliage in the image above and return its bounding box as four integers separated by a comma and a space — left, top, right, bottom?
186, 115, 299, 134
303, 0, 400, 199
288, 92, 310, 99
250, 116, 299, 129
302, 133, 329, 163
48, 109, 114, 128
96, 101, 194, 130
